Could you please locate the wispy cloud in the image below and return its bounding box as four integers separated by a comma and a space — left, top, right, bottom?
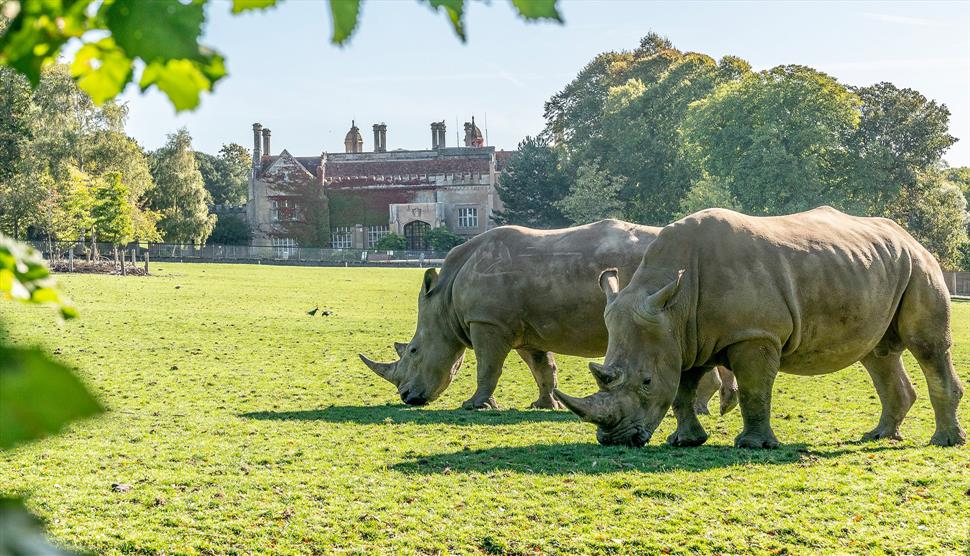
861, 11, 948, 27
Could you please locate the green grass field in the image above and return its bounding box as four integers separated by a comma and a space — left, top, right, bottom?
2, 263, 968, 555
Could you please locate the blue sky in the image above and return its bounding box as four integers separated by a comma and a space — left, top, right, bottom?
119, 0, 970, 166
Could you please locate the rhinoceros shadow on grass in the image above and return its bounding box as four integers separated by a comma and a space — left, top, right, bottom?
239, 405, 577, 426
389, 443, 910, 475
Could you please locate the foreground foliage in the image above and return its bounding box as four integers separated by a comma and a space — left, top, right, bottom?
1, 263, 967, 554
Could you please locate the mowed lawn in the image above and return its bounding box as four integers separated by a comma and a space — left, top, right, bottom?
2, 263, 968, 555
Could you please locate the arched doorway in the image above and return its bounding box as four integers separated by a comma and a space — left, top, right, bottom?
404, 220, 431, 250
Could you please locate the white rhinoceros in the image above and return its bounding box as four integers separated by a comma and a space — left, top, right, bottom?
361, 219, 738, 412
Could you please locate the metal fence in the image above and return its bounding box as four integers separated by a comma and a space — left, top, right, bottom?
29, 240, 450, 267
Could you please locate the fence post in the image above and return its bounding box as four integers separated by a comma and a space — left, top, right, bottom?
68, 248, 74, 272
144, 250, 149, 274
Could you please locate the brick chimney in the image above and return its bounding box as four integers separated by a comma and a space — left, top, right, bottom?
261, 128, 271, 156
252, 122, 262, 176
373, 123, 387, 153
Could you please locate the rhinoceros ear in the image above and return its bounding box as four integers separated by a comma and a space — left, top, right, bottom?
422, 268, 439, 295
639, 269, 685, 316
394, 342, 408, 357
598, 269, 620, 304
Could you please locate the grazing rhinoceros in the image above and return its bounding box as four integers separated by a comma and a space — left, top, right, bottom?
359, 219, 738, 412
556, 207, 965, 448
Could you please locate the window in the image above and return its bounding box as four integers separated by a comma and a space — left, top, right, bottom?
271, 198, 297, 221
366, 225, 389, 248
332, 226, 353, 249
271, 237, 297, 258
457, 207, 478, 228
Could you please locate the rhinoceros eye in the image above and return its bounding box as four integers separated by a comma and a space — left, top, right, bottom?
642, 377, 652, 386
409, 346, 417, 354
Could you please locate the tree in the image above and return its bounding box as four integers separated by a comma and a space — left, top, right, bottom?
492, 136, 570, 228
846, 82, 958, 214
682, 65, 861, 215
374, 233, 406, 251
0, 0, 561, 113
427, 227, 466, 252
676, 176, 741, 218
556, 160, 624, 224
890, 171, 968, 270
197, 143, 251, 206
149, 129, 216, 245
91, 172, 133, 246
208, 213, 252, 245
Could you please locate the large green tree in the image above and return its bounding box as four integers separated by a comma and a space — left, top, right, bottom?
149, 129, 216, 245
197, 143, 251, 206
493, 136, 570, 228
682, 65, 861, 215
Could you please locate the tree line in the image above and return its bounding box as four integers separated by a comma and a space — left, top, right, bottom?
0, 64, 254, 250
494, 34, 970, 270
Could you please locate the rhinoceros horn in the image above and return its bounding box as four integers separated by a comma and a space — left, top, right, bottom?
359, 354, 398, 383
554, 389, 607, 424
394, 342, 408, 357
588, 362, 621, 388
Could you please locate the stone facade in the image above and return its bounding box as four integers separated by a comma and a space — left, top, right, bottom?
246, 120, 510, 251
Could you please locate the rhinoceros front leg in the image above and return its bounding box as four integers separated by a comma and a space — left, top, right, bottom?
860, 351, 916, 442
667, 367, 710, 447
461, 323, 512, 410
516, 349, 566, 410
727, 341, 781, 449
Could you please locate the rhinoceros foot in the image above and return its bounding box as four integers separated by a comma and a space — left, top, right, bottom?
666, 427, 709, 447
462, 396, 500, 410
734, 430, 780, 449
930, 426, 966, 447
861, 425, 903, 442
531, 395, 565, 410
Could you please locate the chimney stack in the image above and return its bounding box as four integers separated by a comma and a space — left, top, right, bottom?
261, 128, 271, 156
431, 121, 446, 149
373, 123, 387, 153
252, 123, 262, 175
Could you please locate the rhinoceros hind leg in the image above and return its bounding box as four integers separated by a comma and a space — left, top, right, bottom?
860, 350, 915, 442
727, 340, 781, 449
717, 367, 740, 416
517, 349, 566, 410
692, 368, 720, 416
667, 367, 711, 447
461, 323, 511, 411
897, 279, 965, 447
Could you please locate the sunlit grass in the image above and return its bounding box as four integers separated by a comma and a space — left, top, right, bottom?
2, 263, 968, 554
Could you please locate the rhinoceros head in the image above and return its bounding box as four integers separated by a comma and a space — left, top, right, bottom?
556, 268, 685, 447
360, 268, 466, 405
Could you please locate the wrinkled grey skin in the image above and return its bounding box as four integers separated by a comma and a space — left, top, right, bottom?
557, 207, 965, 448
360, 219, 738, 411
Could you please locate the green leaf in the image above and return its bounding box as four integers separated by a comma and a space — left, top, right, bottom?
70, 38, 134, 105
0, 346, 102, 451
509, 0, 562, 21
232, 0, 280, 14
139, 54, 227, 112
0, 498, 84, 555
0, 0, 93, 85
426, 0, 466, 41
104, 0, 206, 62
329, 0, 362, 45
0, 236, 77, 318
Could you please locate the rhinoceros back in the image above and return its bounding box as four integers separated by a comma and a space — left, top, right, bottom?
642, 207, 946, 374
441, 220, 660, 357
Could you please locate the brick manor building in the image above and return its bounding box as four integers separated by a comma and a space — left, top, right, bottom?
246, 119, 512, 252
